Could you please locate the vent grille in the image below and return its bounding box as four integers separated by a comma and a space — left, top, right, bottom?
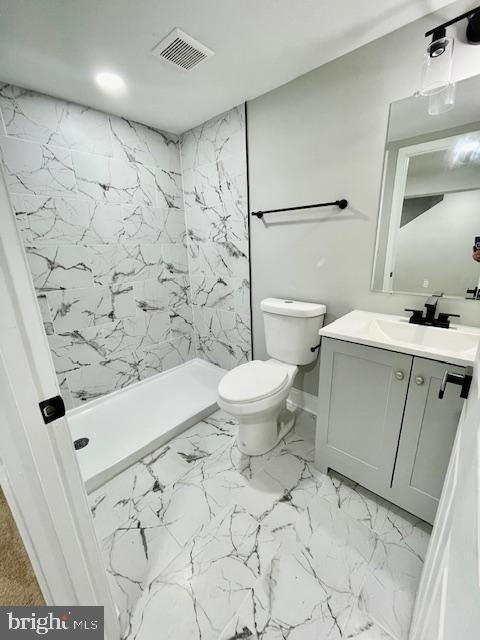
152, 28, 214, 71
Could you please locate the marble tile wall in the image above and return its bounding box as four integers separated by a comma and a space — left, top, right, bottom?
0, 84, 195, 408
180, 105, 252, 370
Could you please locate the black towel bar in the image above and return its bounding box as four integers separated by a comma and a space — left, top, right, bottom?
251, 199, 348, 219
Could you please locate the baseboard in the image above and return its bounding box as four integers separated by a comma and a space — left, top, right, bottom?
287, 387, 317, 415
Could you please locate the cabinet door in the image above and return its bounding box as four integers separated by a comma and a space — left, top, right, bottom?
315, 338, 412, 496
392, 357, 465, 524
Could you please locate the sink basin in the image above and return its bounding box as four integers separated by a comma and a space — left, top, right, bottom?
369, 319, 479, 356
319, 310, 480, 366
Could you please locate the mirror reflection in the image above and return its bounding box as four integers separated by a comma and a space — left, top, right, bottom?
373, 75, 480, 299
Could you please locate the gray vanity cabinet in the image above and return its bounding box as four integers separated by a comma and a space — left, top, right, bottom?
390, 357, 465, 523
316, 338, 412, 495
316, 338, 465, 524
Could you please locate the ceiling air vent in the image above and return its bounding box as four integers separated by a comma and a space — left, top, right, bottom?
152, 28, 214, 71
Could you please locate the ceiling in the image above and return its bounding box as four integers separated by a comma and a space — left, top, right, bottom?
0, 0, 458, 134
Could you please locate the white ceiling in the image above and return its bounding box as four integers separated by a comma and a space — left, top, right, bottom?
0, 0, 457, 134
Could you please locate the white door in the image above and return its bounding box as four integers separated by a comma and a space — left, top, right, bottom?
409, 348, 480, 639
0, 172, 120, 637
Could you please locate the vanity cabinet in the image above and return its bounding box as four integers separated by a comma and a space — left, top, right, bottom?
316, 338, 465, 524
391, 356, 464, 522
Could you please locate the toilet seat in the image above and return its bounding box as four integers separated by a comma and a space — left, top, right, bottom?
218, 360, 289, 404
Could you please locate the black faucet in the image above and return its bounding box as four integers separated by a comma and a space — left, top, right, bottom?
424, 292, 441, 323
405, 292, 460, 328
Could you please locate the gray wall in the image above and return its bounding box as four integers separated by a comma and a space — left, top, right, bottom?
247, 2, 480, 396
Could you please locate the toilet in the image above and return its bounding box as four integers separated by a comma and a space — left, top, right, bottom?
217, 298, 326, 455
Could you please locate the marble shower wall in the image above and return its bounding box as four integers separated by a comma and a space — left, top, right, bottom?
0, 84, 194, 408
180, 105, 252, 370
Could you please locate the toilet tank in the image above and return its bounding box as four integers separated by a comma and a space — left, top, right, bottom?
261, 298, 327, 365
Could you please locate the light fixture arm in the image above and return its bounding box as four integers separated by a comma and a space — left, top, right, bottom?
425, 6, 480, 38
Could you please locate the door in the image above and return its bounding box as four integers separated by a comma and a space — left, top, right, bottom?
409, 348, 480, 639
316, 338, 412, 496
0, 170, 120, 637
392, 357, 465, 524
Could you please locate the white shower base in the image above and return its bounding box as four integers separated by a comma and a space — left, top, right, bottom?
68, 359, 225, 493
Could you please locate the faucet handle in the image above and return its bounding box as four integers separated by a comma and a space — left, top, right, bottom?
436, 312, 460, 328
405, 308, 424, 324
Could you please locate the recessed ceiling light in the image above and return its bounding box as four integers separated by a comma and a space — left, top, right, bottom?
95, 71, 125, 93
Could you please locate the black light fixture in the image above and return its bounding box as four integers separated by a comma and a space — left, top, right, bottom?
420, 6, 480, 112
466, 9, 480, 43
429, 27, 448, 57
424, 5, 480, 48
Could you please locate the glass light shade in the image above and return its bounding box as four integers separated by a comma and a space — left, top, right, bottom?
420, 36, 454, 96
428, 82, 456, 115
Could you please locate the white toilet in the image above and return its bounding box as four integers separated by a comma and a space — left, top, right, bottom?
217, 298, 326, 455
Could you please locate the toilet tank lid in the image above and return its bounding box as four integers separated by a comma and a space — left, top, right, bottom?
261, 298, 326, 318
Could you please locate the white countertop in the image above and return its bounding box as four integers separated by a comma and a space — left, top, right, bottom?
319, 310, 480, 366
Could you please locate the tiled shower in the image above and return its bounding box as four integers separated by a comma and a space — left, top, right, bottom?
181, 107, 251, 370
0, 84, 251, 408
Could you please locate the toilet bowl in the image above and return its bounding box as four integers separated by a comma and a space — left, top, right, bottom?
218, 359, 298, 455
217, 298, 326, 456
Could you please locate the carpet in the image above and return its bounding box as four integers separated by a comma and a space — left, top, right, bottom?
0, 488, 44, 605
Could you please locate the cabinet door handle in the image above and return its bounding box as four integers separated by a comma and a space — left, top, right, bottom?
439, 367, 473, 400
415, 376, 425, 386
395, 370, 405, 381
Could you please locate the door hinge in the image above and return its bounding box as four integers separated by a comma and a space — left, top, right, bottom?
39, 395, 66, 424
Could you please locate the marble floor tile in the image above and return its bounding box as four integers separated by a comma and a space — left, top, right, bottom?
318, 471, 392, 536
129, 504, 281, 640
89, 450, 188, 542
343, 604, 397, 640
89, 408, 429, 640
354, 507, 432, 640
167, 412, 236, 464
217, 497, 376, 640
102, 504, 182, 636
89, 409, 238, 541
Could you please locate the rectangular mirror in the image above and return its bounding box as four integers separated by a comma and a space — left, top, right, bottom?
372, 75, 480, 299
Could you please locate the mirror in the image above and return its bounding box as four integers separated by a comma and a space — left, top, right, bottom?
372, 75, 480, 299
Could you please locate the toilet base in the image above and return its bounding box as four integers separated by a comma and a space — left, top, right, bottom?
236, 404, 296, 456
